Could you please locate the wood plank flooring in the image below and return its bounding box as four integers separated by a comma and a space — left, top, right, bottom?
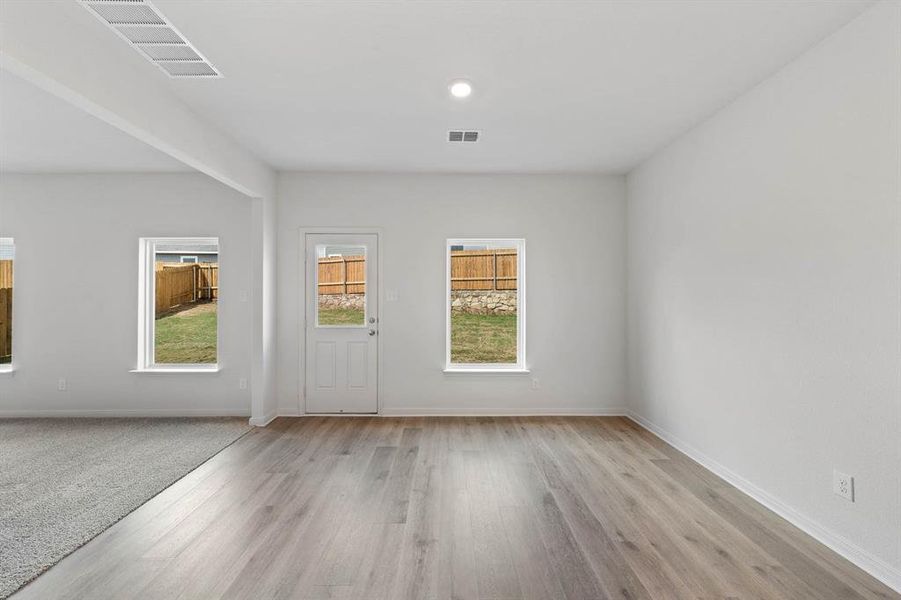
13, 417, 899, 600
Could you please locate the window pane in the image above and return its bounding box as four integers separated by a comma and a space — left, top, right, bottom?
317, 245, 366, 326
449, 243, 518, 364
153, 240, 218, 364
0, 239, 13, 365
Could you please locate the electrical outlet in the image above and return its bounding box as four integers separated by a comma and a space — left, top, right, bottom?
833, 470, 854, 502
386, 290, 399, 302
239, 377, 247, 390
57, 378, 67, 391
530, 377, 540, 390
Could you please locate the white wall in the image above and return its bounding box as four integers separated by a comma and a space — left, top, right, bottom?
249, 196, 279, 425
277, 173, 626, 415
626, 1, 901, 587
0, 1, 274, 199
2, 0, 282, 425
0, 173, 254, 416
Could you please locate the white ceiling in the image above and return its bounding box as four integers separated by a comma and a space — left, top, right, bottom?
141, 0, 872, 173
0, 69, 189, 173
0, 1, 874, 175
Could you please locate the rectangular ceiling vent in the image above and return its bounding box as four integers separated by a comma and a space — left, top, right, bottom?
78, 0, 221, 79
448, 130, 480, 143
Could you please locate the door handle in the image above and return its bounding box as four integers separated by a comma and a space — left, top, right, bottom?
368, 329, 377, 336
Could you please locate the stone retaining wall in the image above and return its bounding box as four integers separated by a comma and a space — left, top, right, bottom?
319, 291, 517, 315
451, 290, 517, 315
318, 294, 365, 310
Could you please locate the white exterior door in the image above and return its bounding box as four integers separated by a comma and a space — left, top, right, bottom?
304, 233, 378, 413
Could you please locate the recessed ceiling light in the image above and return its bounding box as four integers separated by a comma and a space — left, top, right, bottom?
449, 80, 473, 99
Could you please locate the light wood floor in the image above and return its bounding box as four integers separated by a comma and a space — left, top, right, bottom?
14, 417, 899, 600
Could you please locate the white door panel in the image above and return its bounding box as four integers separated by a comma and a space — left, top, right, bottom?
305, 233, 378, 413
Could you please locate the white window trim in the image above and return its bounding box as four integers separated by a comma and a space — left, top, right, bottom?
136, 237, 219, 372
180, 255, 199, 263
445, 238, 526, 372
0, 237, 13, 373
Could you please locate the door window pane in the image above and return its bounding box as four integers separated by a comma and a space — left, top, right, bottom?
316, 245, 366, 326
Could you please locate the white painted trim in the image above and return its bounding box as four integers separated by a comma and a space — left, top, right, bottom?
278, 406, 626, 418
446, 238, 526, 370
443, 368, 531, 374
379, 407, 628, 417
131, 368, 220, 374
138, 237, 220, 371
626, 411, 901, 594
277, 408, 304, 418
0, 408, 250, 418
249, 411, 277, 427
298, 228, 384, 416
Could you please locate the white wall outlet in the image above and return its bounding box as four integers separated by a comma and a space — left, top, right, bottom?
530, 377, 540, 390
239, 377, 247, 390
386, 289, 399, 302
833, 470, 854, 502
239, 290, 248, 303
57, 378, 67, 391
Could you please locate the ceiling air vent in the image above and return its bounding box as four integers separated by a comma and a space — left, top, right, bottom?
78, 0, 221, 79
448, 130, 480, 143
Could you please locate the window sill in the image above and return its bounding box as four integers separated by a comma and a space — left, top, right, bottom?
131, 366, 220, 374
443, 368, 530, 374
0, 367, 14, 376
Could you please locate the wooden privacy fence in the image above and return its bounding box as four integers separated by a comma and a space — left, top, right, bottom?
318, 255, 365, 295
0, 287, 10, 362
0, 260, 12, 361
156, 262, 218, 313
0, 260, 12, 288
316, 251, 518, 294
451, 249, 517, 291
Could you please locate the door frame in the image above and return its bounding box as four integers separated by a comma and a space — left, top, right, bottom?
299, 227, 383, 415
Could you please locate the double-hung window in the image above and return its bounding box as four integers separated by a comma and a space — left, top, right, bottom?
445, 238, 526, 372
138, 237, 219, 371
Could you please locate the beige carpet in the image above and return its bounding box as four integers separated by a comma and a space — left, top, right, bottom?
0, 417, 251, 599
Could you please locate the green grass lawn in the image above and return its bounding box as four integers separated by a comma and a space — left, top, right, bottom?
318, 306, 365, 326
155, 303, 217, 364
154, 304, 514, 364
451, 312, 517, 363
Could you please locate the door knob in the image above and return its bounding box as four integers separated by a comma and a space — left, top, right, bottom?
368, 329, 376, 336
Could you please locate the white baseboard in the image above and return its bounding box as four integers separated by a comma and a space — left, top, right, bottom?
249, 411, 278, 427
626, 411, 901, 594
277, 407, 303, 418
276, 407, 628, 418
371, 406, 628, 417
0, 408, 250, 418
